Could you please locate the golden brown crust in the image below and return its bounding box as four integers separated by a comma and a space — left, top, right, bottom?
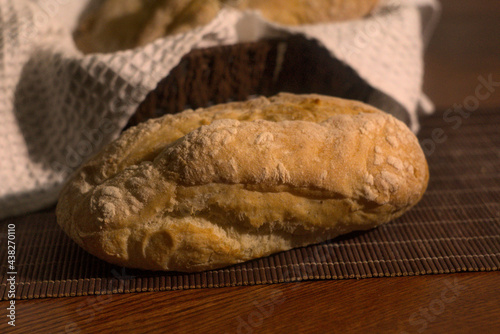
74, 0, 380, 53
234, 0, 380, 26
56, 93, 428, 272
74, 0, 222, 54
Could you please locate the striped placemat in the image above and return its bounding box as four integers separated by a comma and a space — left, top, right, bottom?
1, 108, 499, 300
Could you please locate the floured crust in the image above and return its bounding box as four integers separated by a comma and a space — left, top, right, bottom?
74, 0, 380, 53
56, 93, 428, 272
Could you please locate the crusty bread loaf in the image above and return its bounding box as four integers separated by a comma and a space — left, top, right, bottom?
56, 93, 428, 272
74, 0, 380, 54
74, 0, 221, 54
235, 0, 380, 26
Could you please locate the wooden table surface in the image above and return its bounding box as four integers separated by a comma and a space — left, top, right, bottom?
2, 272, 498, 334
1, 1, 499, 333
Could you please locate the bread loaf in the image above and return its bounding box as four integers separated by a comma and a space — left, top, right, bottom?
74, 0, 380, 53
74, 0, 221, 54
235, 0, 380, 26
56, 93, 429, 272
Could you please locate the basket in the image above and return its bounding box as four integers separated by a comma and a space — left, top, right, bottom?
128, 35, 379, 127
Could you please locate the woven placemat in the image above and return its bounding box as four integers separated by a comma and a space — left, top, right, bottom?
1, 108, 499, 300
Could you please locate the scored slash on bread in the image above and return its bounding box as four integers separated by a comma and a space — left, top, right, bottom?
56, 93, 428, 272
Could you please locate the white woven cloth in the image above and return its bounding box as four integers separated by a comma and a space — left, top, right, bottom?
0, 0, 440, 219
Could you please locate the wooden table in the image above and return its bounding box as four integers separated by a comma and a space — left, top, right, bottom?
1, 1, 499, 333
4, 272, 499, 333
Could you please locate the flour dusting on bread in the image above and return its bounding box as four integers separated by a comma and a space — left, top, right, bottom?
56, 93, 428, 272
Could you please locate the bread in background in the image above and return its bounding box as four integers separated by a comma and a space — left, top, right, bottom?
235, 0, 380, 26
74, 0, 380, 54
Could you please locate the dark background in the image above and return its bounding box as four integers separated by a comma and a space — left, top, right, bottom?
424, 0, 500, 109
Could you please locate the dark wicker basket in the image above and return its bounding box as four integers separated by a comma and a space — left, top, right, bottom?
128, 35, 406, 127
